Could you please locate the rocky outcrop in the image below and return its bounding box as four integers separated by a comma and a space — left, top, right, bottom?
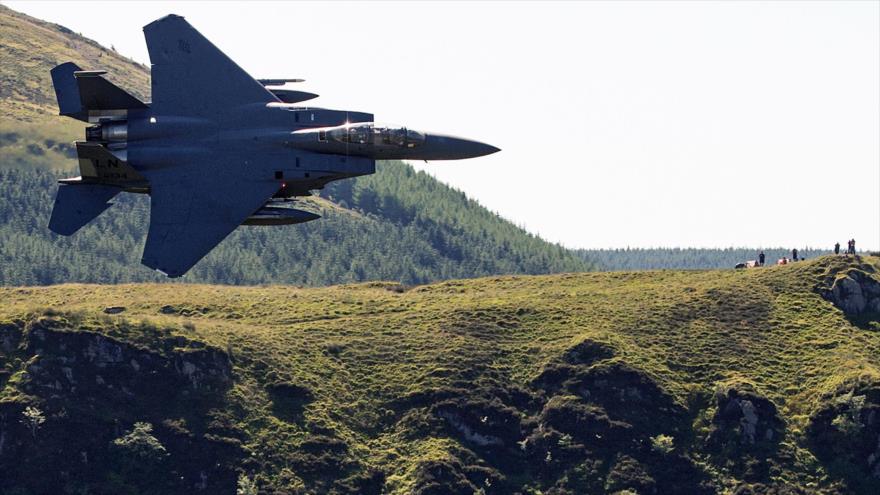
703, 381, 785, 483
0, 317, 240, 495
432, 396, 523, 449
23, 323, 232, 403
819, 267, 880, 318
807, 378, 880, 491
708, 382, 784, 449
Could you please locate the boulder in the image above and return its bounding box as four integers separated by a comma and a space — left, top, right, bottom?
820, 268, 880, 318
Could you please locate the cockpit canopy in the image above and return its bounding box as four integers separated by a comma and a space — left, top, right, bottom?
328, 123, 425, 148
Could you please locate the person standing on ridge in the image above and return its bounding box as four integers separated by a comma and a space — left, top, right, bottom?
834, 242, 840, 255
852, 239, 856, 256
792, 248, 798, 261
759, 251, 765, 266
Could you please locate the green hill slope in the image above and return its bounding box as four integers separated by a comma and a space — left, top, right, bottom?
2, 256, 879, 494
0, 5, 589, 285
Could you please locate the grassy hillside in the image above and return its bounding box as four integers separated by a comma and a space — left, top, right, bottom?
0, 4, 148, 169
2, 255, 879, 494
0, 5, 590, 285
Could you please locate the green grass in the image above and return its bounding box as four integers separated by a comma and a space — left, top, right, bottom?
1, 255, 878, 493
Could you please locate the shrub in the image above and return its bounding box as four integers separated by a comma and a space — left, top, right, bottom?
112, 422, 168, 462
20, 406, 45, 439
237, 474, 258, 495
831, 391, 866, 436
650, 434, 675, 455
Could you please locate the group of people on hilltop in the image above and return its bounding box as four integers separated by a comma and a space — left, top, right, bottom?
834, 239, 857, 256
755, 249, 803, 266
745, 239, 859, 269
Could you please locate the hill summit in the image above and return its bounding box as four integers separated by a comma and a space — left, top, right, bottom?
1, 255, 879, 494
0, 4, 589, 285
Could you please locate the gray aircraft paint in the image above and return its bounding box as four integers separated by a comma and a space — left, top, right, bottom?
47, 14, 499, 277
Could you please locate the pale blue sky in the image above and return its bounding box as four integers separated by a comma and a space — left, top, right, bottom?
7, 1, 879, 249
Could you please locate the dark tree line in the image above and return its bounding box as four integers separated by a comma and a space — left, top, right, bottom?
577, 247, 832, 271
0, 162, 590, 286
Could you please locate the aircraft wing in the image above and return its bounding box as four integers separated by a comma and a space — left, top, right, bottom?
141, 165, 279, 277
143, 14, 278, 117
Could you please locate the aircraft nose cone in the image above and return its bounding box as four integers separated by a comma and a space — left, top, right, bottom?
424, 134, 501, 159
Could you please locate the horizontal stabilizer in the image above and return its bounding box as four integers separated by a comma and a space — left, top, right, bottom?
48, 184, 120, 236
50, 62, 147, 122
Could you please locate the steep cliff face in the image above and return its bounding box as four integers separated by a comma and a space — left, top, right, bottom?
0, 316, 241, 494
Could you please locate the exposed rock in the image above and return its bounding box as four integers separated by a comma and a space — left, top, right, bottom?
819, 268, 880, 318
171, 348, 232, 392
1, 319, 241, 495
432, 397, 523, 450
437, 410, 504, 446
102, 306, 126, 315
708, 383, 783, 450
22, 324, 232, 401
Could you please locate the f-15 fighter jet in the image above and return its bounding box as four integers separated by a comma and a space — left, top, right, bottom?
48, 14, 499, 277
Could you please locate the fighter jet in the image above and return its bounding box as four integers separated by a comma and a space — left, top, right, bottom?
48, 14, 499, 277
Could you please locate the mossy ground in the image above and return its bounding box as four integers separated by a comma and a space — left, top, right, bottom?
2, 255, 878, 493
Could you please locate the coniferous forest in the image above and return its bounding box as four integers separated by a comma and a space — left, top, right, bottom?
0, 162, 589, 286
